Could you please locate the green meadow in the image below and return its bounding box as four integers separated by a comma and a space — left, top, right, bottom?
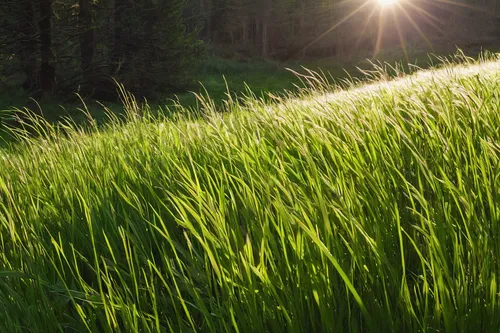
1, 54, 499, 332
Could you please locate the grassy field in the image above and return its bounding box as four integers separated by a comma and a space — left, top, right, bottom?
1, 54, 500, 332
0, 45, 456, 126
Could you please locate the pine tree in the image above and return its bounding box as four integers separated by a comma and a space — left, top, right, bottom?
110, 0, 204, 96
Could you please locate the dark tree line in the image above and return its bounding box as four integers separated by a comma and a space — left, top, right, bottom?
0, 0, 202, 98
0, 0, 499, 99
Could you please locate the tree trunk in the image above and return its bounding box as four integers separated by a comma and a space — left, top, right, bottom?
229, 31, 235, 45
260, 0, 271, 57
79, 0, 95, 78
39, 0, 55, 93
145, 0, 157, 43
200, 0, 213, 41
111, 0, 125, 73
204, 0, 213, 41
261, 21, 268, 57
255, 17, 260, 45
18, 0, 37, 91
298, 0, 305, 36
242, 17, 249, 48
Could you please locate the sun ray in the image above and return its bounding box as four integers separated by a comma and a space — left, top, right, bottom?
299, 1, 371, 56
427, 0, 490, 13
289, 0, 494, 62
378, 0, 398, 7
392, 6, 409, 63
397, 3, 434, 51
355, 6, 378, 49
404, 2, 445, 35
405, 2, 443, 25
374, 10, 385, 56
325, 0, 364, 8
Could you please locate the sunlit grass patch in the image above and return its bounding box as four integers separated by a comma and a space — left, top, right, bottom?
0, 53, 500, 332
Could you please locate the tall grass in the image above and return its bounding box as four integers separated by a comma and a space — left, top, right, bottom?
0, 54, 500, 332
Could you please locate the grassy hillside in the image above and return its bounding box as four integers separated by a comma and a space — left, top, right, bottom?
0, 47, 452, 126
1, 56, 500, 332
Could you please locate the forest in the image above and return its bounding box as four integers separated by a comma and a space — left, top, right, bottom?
1, 1, 500, 332
1, 0, 499, 100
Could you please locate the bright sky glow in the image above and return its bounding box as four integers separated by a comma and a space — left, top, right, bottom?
378, 0, 398, 6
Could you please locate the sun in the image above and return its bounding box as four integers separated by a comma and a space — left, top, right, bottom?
378, 0, 398, 6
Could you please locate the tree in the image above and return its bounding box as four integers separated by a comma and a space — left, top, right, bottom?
109, 0, 204, 95
18, 0, 38, 91
259, 0, 271, 57
190, 0, 500, 61
79, 0, 95, 80
0, 0, 204, 99
39, 0, 55, 92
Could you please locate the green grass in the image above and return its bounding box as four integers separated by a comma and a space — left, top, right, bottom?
171, 49, 454, 107
1, 54, 500, 332
0, 45, 461, 127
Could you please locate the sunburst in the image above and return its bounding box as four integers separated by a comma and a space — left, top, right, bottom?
378, 0, 398, 7
297, 0, 492, 60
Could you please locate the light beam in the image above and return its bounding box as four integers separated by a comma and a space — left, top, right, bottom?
378, 0, 398, 7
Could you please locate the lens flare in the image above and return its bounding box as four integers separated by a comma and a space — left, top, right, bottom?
378, 0, 398, 6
